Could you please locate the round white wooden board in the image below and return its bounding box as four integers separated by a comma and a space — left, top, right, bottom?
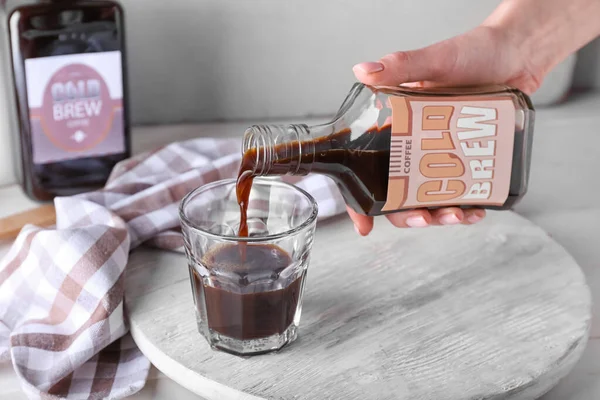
125, 211, 591, 400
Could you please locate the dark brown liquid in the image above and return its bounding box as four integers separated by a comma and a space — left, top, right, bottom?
237, 124, 529, 218
235, 168, 254, 239
191, 243, 303, 340
8, 1, 130, 201
237, 126, 392, 219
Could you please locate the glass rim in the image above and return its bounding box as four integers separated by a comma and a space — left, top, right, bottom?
178, 178, 319, 242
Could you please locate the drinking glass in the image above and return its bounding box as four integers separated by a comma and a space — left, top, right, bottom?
179, 178, 318, 356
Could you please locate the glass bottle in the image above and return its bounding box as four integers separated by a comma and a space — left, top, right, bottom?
240, 83, 535, 216
3, 0, 130, 201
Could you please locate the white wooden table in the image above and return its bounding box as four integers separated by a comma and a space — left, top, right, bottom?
126, 210, 591, 400
1, 92, 600, 399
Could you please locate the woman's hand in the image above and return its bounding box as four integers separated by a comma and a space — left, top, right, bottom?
348, 0, 600, 235
349, 26, 537, 235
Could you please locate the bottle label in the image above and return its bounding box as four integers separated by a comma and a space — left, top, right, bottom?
25, 51, 125, 165
382, 96, 516, 211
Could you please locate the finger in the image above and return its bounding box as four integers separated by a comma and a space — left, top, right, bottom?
346, 206, 374, 236
353, 41, 456, 86
385, 209, 432, 228
430, 207, 465, 226
462, 208, 486, 225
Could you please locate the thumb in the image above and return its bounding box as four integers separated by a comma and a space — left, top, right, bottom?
353, 40, 457, 86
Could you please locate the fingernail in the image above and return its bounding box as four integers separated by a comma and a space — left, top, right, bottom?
354, 224, 364, 236
468, 209, 485, 224
353, 62, 384, 74
467, 214, 482, 224
406, 215, 428, 228
439, 213, 461, 225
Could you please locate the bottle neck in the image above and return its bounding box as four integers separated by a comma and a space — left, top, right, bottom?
242, 123, 329, 177
241, 83, 368, 178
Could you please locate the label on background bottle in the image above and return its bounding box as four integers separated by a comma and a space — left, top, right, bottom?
381, 96, 515, 211
25, 51, 125, 165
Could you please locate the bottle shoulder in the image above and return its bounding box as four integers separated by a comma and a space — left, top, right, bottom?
8, 0, 123, 22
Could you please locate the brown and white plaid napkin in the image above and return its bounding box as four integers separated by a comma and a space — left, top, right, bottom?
0, 138, 346, 399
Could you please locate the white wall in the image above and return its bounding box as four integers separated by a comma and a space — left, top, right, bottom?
574, 37, 600, 89
0, 0, 582, 186
123, 0, 575, 125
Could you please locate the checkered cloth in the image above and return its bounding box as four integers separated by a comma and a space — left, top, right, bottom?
0, 138, 346, 399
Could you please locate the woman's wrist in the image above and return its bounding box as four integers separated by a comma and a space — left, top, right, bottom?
483, 0, 600, 84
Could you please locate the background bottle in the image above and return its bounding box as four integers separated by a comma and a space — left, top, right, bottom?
240, 83, 535, 216
4, 0, 130, 201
